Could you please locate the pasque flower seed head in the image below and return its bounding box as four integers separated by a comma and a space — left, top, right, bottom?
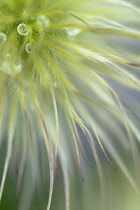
0, 0, 140, 209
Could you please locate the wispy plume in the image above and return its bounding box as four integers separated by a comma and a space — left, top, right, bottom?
0, 0, 140, 209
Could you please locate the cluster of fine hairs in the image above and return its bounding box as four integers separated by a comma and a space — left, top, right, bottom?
0, 0, 140, 209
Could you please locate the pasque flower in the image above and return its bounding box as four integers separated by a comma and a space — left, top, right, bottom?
0, 0, 140, 209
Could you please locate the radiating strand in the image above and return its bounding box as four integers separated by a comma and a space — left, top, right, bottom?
30, 86, 54, 210
71, 106, 117, 171
75, 41, 140, 67
43, 38, 139, 111
43, 51, 76, 92
89, 25, 140, 39
38, 7, 62, 15
70, 93, 140, 192
0, 98, 17, 201
43, 39, 120, 108
69, 96, 113, 209
63, 87, 85, 181
65, 109, 85, 182
73, 125, 89, 163
115, 0, 140, 14
20, 86, 54, 209
32, 54, 47, 86
60, 151, 70, 210
0, 135, 13, 201
0, 82, 7, 146
57, 40, 140, 88
68, 107, 108, 208
50, 86, 59, 180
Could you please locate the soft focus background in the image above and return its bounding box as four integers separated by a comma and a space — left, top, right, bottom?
1, 0, 140, 210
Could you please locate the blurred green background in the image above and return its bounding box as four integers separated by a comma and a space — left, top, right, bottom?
1, 0, 140, 209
